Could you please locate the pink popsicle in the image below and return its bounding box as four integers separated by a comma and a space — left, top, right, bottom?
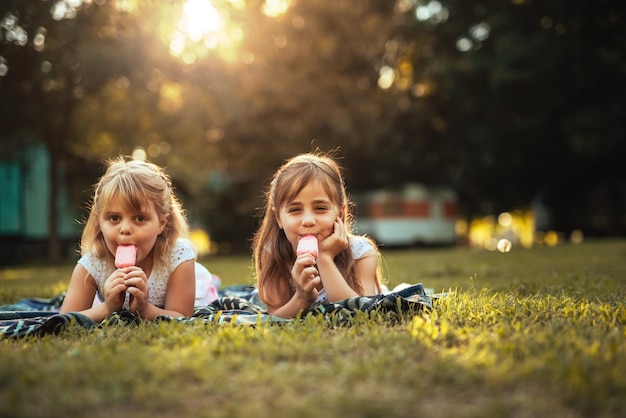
115, 245, 136, 268
297, 235, 318, 257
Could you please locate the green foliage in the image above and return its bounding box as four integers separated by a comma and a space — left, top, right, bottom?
3, 0, 624, 251
1, 240, 625, 417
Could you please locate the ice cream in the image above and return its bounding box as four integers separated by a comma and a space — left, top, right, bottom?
297, 235, 318, 258
115, 244, 136, 268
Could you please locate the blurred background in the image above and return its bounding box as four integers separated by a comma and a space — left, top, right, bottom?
0, 0, 624, 264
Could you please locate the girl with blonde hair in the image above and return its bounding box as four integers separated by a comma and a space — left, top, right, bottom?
61, 156, 196, 321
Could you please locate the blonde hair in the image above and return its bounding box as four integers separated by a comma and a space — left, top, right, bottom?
80, 156, 189, 271
252, 151, 380, 308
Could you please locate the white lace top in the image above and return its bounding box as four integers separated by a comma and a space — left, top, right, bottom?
79, 239, 196, 309
313, 235, 375, 305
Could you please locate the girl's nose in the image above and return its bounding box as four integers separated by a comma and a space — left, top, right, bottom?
301, 210, 316, 226
120, 220, 132, 235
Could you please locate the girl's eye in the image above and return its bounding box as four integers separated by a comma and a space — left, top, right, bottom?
287, 207, 301, 213
135, 215, 148, 222
109, 215, 120, 222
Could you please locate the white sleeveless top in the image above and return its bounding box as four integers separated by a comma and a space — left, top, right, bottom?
313, 236, 375, 305
79, 239, 196, 309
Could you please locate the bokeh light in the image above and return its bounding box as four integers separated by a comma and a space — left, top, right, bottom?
0, 57, 8, 77
570, 229, 584, 244
497, 239, 512, 253
466, 209, 546, 251
378, 65, 396, 89
262, 0, 293, 18
189, 228, 214, 256
132, 147, 147, 161
498, 212, 512, 228
415, 1, 448, 25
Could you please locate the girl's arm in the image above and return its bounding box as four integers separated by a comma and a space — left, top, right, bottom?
316, 217, 379, 302
317, 249, 380, 302
263, 251, 320, 319
352, 250, 381, 295
60, 264, 126, 322
130, 259, 196, 320
266, 291, 315, 319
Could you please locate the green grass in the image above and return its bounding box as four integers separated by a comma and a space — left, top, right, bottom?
1, 239, 625, 418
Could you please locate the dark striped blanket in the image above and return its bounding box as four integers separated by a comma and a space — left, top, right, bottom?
0, 284, 433, 339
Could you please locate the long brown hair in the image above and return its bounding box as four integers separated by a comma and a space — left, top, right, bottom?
80, 156, 189, 271
252, 152, 379, 308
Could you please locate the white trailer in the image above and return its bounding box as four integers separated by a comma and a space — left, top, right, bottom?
355, 184, 457, 246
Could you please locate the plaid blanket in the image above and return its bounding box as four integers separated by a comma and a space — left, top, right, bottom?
0, 284, 433, 339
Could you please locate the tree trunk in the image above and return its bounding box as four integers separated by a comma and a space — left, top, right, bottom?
47, 146, 61, 264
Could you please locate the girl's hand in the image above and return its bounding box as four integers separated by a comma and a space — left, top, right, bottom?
319, 217, 349, 259
291, 253, 321, 305
103, 270, 128, 314
122, 266, 150, 316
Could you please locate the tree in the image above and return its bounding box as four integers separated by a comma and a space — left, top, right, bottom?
382, 0, 625, 233
2, 0, 623, 259
1, 1, 97, 262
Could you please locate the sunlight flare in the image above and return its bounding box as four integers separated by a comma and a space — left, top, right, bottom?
262, 0, 293, 17
180, 0, 223, 41
169, 0, 225, 58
